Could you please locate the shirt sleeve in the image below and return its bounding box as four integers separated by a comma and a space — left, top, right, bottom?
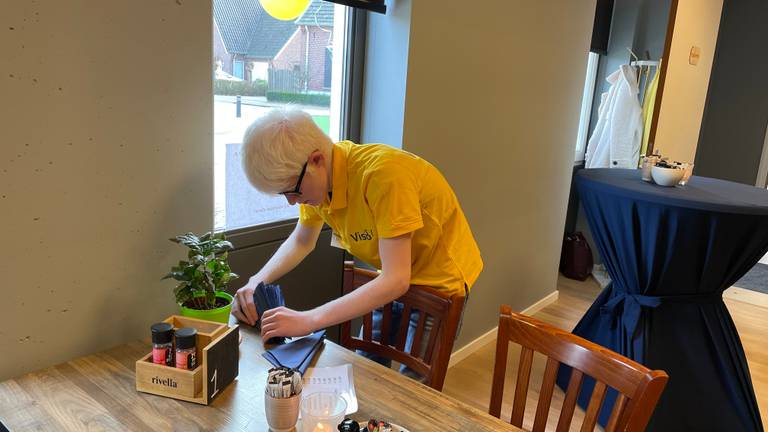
298, 204, 324, 227
365, 168, 424, 238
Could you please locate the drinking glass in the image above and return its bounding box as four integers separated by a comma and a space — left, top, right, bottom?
300, 392, 347, 432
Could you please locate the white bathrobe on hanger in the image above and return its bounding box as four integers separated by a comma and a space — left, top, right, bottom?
585, 64, 643, 169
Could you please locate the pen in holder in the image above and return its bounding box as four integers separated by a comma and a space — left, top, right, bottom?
264, 367, 302, 432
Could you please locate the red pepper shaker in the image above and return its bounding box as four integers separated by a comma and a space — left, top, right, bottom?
175, 327, 198, 370
150, 322, 174, 366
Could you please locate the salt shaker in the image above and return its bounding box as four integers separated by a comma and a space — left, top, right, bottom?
641, 155, 658, 182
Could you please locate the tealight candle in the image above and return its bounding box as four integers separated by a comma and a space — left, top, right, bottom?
300, 392, 347, 432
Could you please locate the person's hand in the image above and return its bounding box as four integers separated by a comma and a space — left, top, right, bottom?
232, 283, 259, 326
260, 307, 317, 341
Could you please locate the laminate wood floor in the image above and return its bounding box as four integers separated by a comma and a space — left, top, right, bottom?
443, 276, 768, 431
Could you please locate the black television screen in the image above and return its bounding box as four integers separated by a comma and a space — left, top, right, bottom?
591, 0, 614, 54
323, 0, 386, 14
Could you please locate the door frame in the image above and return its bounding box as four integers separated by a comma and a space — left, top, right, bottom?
645, 0, 679, 156
755, 120, 768, 188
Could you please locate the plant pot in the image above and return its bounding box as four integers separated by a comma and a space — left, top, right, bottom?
178, 291, 234, 323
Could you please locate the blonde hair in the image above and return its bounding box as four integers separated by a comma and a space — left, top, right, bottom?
241, 109, 333, 194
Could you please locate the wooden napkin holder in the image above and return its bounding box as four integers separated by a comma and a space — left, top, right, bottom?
135, 315, 239, 405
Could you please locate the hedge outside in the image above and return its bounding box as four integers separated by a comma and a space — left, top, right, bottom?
266, 91, 330, 107
214, 79, 267, 97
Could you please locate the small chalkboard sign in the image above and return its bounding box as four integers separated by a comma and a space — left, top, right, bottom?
205, 325, 240, 401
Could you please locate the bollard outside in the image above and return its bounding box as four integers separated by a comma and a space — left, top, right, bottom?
236, 95, 242, 118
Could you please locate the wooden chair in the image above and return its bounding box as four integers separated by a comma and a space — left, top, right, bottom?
489, 305, 668, 432
339, 261, 465, 391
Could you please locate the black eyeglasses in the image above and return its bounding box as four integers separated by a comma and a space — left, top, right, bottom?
279, 161, 308, 197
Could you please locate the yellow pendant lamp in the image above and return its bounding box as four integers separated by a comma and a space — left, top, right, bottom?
259, 0, 311, 21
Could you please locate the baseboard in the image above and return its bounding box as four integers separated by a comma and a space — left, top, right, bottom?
520, 289, 560, 316
448, 290, 559, 368
448, 325, 498, 369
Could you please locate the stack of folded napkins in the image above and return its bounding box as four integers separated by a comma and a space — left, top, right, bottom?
253, 282, 287, 345
262, 330, 326, 375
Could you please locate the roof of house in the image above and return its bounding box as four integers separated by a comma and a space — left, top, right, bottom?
295, 0, 335, 27
213, 0, 297, 59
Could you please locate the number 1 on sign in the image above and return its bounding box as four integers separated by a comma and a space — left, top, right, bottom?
210, 369, 219, 397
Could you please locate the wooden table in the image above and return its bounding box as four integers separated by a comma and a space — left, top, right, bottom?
0, 321, 522, 431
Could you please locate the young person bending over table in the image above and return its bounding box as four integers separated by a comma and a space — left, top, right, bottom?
232, 109, 482, 378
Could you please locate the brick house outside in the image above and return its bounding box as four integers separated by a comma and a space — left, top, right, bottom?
271, 0, 334, 91
213, 0, 334, 92
213, 0, 296, 82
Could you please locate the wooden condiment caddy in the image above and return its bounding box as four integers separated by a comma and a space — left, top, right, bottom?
135, 315, 239, 405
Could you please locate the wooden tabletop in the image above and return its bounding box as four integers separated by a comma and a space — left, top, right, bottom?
0, 321, 522, 431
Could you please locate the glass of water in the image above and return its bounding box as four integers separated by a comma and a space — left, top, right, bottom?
678, 163, 694, 186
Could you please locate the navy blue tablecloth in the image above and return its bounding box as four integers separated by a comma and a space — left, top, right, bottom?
556, 168, 768, 431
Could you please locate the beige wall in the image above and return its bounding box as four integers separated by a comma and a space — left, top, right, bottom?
654, 0, 724, 162
401, 1, 595, 348
0, 1, 213, 380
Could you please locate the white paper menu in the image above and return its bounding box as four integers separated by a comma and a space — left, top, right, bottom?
301, 364, 358, 414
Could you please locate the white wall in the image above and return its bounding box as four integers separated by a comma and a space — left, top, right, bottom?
398, 0, 595, 348
654, 0, 724, 162
0, 1, 213, 380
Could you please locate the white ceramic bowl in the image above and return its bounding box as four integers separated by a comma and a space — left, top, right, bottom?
651, 166, 684, 186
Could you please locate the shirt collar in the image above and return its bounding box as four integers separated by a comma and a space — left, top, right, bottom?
328, 142, 348, 211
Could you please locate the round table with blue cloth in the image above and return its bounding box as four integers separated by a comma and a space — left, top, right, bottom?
556, 168, 768, 431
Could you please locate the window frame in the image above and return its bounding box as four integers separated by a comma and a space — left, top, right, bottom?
574, 51, 600, 163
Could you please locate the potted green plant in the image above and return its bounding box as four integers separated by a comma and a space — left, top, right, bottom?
162, 231, 239, 323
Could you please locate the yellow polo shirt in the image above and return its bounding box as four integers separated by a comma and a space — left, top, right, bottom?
299, 141, 483, 296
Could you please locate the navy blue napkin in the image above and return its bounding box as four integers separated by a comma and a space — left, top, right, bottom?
262, 330, 326, 375
253, 282, 287, 345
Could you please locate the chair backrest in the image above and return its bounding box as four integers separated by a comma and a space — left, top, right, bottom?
339, 261, 465, 391
489, 305, 668, 432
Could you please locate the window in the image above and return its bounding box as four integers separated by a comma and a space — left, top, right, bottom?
213, 0, 352, 231
574, 52, 600, 162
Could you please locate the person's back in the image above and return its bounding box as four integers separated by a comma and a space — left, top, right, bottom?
299, 141, 482, 296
